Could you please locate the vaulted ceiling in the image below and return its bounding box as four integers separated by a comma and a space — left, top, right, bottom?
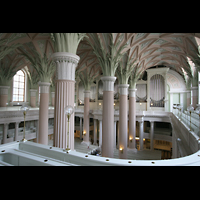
1, 33, 200, 81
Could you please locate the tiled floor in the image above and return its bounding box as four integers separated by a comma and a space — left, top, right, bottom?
48, 137, 161, 160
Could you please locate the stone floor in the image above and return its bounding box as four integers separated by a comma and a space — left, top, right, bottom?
48, 137, 161, 160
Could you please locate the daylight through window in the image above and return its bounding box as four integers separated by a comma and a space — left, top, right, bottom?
13, 70, 25, 102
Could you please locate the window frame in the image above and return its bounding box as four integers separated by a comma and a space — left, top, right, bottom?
12, 70, 25, 102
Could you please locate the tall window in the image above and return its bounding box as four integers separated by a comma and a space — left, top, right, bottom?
13, 70, 25, 102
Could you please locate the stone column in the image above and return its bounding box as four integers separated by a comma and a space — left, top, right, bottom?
129, 88, 137, 149
38, 82, 50, 145
113, 120, 117, 148
150, 121, 154, 150
170, 92, 173, 112
93, 119, 97, 145
180, 92, 184, 111
187, 90, 191, 107
117, 121, 119, 148
0, 86, 10, 107
95, 79, 99, 104
51, 52, 80, 150
14, 122, 20, 141
30, 89, 37, 107
191, 87, 198, 109
99, 120, 102, 148
118, 84, 129, 159
33, 120, 39, 143
51, 92, 55, 106
81, 90, 90, 146
138, 120, 144, 150
3, 123, 9, 144
101, 76, 116, 158
79, 117, 83, 140
75, 80, 80, 107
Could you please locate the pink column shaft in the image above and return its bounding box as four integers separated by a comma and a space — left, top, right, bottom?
30, 89, 37, 108
52, 97, 55, 106
38, 93, 49, 145
30, 96, 36, 107
53, 80, 75, 150
129, 96, 136, 149
193, 96, 198, 109
0, 86, 9, 107
0, 95, 8, 107
102, 91, 114, 158
119, 94, 128, 159
83, 96, 90, 143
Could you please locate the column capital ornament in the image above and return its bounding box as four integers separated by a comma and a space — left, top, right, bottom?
30, 89, 37, 97
129, 88, 137, 97
101, 76, 116, 92
38, 82, 50, 94
51, 52, 80, 81
84, 90, 90, 98
118, 84, 129, 95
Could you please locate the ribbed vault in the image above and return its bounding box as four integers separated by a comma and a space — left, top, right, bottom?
0, 33, 200, 83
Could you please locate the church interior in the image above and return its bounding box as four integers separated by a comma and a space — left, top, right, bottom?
0, 33, 200, 166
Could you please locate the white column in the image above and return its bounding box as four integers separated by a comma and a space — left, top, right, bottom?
38, 82, 50, 145
14, 122, 20, 141
93, 119, 97, 145
180, 92, 184, 111
101, 76, 116, 158
129, 88, 137, 149
118, 84, 129, 159
187, 90, 191, 107
114, 120, 117, 148
82, 90, 90, 146
0, 86, 10, 107
191, 87, 198, 109
99, 120, 102, 148
138, 120, 144, 150
79, 117, 82, 140
76, 80, 80, 107
52, 52, 80, 150
3, 123, 9, 144
96, 79, 99, 104
30, 89, 37, 107
170, 93, 173, 112
150, 121, 154, 151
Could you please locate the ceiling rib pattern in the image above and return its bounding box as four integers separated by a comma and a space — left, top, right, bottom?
0, 33, 200, 81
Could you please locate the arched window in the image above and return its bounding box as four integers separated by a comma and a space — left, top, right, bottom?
13, 70, 25, 102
